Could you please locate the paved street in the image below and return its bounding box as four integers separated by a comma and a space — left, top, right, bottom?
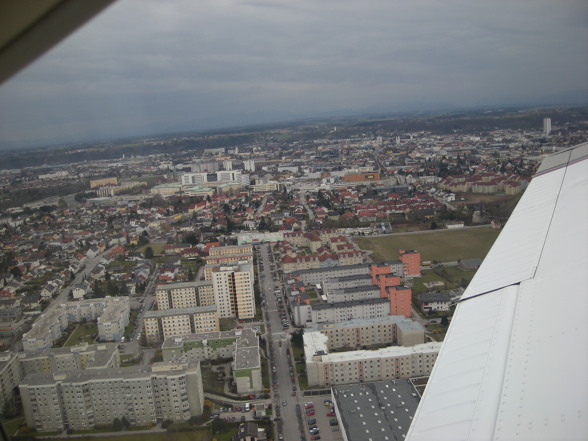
256, 243, 343, 441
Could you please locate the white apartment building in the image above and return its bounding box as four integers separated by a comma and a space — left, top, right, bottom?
29, 297, 130, 346
208, 244, 253, 257
209, 263, 255, 319
162, 329, 262, 395
143, 305, 219, 344
22, 308, 69, 352
0, 352, 21, 410
20, 361, 204, 432
304, 331, 441, 387
243, 159, 255, 172
181, 172, 208, 186
326, 285, 381, 304
315, 316, 425, 350
18, 343, 120, 378
155, 281, 215, 310
293, 298, 390, 327
97, 297, 130, 341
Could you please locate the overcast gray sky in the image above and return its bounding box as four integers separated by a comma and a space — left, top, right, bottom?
0, 0, 586, 149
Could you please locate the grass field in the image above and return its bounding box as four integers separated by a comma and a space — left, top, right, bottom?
64, 324, 97, 347
137, 242, 167, 256
354, 226, 500, 263
411, 267, 477, 295
39, 429, 212, 441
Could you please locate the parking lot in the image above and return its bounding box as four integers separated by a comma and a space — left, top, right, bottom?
298, 398, 344, 441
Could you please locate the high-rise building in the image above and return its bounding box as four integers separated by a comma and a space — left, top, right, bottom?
209, 263, 255, 319
155, 281, 215, 310
19, 361, 204, 432
543, 117, 551, 136
243, 159, 255, 172
399, 249, 421, 277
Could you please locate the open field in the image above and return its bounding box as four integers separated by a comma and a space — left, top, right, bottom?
137, 242, 167, 256
354, 226, 500, 263
64, 324, 97, 347
411, 267, 477, 295
33, 429, 212, 441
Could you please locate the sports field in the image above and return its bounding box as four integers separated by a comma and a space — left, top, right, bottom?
353, 226, 500, 263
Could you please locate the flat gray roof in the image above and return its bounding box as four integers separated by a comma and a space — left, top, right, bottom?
313, 298, 389, 310
144, 305, 217, 318
333, 379, 421, 441
155, 280, 212, 291
316, 315, 425, 333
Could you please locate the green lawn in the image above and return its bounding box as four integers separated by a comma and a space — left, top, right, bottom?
1, 417, 25, 437
137, 242, 167, 256
411, 267, 476, 294
43, 429, 211, 441
354, 227, 500, 263
201, 368, 226, 395
64, 324, 97, 347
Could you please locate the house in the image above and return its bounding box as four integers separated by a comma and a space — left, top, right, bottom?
420, 292, 451, 312
232, 422, 266, 441
71, 282, 91, 300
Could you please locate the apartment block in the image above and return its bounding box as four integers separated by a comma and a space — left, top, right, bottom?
161, 329, 261, 395
290, 260, 403, 288
0, 352, 21, 410
24, 297, 131, 351
97, 297, 130, 341
315, 316, 425, 350
326, 286, 381, 304
208, 244, 253, 257
18, 343, 120, 377
20, 361, 204, 432
155, 281, 215, 310
22, 308, 68, 352
143, 305, 219, 344
209, 263, 255, 319
301, 298, 390, 327
323, 275, 373, 291
399, 249, 421, 277
304, 331, 441, 387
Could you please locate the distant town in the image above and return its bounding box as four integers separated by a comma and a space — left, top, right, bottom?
0, 107, 586, 441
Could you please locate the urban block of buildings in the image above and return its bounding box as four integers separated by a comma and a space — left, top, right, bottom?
143, 305, 219, 344
162, 329, 261, 395
331, 379, 422, 441
304, 331, 441, 387
22, 297, 130, 352
19, 360, 204, 432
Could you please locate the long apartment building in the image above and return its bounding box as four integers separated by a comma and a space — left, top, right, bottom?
293, 298, 391, 327
143, 305, 219, 344
18, 343, 120, 377
161, 329, 261, 395
23, 297, 130, 352
304, 330, 441, 387
20, 361, 204, 432
203, 244, 253, 278
289, 260, 403, 288
315, 316, 425, 349
0, 345, 119, 412
0, 352, 22, 411
207, 262, 255, 319
155, 281, 215, 310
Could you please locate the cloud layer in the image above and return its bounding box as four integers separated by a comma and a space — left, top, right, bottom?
0, 0, 587, 148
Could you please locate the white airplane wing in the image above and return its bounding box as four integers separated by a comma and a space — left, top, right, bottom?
406, 142, 588, 441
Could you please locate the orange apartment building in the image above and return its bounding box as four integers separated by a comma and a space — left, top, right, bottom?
399, 249, 421, 277
369, 265, 412, 318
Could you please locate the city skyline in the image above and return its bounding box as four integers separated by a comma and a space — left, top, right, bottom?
0, 0, 586, 150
